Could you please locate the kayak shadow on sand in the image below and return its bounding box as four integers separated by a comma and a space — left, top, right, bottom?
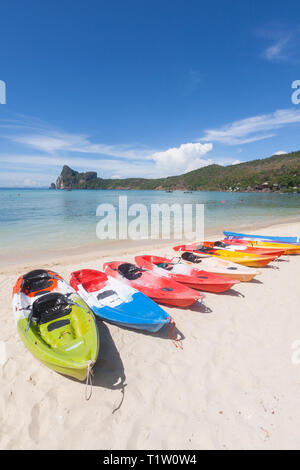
92, 320, 126, 392
216, 288, 245, 298
110, 319, 185, 343
60, 320, 126, 393
90, 317, 185, 411
250, 278, 263, 284
184, 301, 213, 314
264, 264, 280, 270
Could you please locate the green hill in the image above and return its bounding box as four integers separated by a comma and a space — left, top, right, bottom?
53, 150, 300, 192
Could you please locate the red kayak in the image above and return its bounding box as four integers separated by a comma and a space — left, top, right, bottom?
135, 255, 239, 293
103, 261, 203, 308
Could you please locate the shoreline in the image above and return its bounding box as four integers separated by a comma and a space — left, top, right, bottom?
2, 215, 300, 274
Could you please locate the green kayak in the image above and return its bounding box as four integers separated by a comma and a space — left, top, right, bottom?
13, 270, 99, 381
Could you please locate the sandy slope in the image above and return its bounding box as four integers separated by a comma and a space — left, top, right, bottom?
1, 222, 300, 450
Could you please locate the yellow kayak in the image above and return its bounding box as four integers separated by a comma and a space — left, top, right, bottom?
224, 239, 300, 255
208, 250, 276, 268
176, 244, 276, 268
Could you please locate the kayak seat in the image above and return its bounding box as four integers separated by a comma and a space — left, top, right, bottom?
39, 314, 74, 349
34, 290, 51, 296
32, 293, 72, 325
38, 303, 91, 349
97, 290, 117, 300
214, 241, 228, 248
118, 263, 144, 280
23, 269, 55, 295
181, 252, 202, 263
182, 252, 201, 263
196, 246, 212, 254
47, 319, 70, 332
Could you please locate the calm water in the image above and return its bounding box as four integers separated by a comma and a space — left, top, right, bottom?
1, 188, 300, 261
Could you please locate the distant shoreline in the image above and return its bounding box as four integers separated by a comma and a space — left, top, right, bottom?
2, 187, 299, 194
52, 151, 300, 191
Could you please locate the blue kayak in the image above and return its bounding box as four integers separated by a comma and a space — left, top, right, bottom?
70, 269, 172, 333
224, 231, 300, 244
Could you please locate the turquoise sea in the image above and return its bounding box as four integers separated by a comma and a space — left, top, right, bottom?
1, 188, 300, 265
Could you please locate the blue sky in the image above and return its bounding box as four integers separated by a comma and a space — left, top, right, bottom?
1, 0, 300, 186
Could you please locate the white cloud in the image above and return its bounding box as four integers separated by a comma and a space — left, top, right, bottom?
274, 150, 287, 155
263, 37, 290, 61
23, 178, 41, 187
184, 156, 214, 172
232, 160, 241, 165
150, 142, 213, 174
200, 108, 300, 145
0, 144, 214, 180
0, 170, 54, 187
2, 117, 215, 175
258, 26, 300, 63
10, 131, 156, 160
2, 119, 216, 179
0, 153, 156, 177
3, 106, 299, 186
13, 135, 70, 153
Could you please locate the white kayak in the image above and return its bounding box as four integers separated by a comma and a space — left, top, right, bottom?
176, 251, 261, 282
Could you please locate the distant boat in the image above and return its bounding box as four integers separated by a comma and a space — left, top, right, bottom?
166, 190, 173, 193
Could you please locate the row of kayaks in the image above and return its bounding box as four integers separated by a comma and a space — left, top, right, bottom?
12, 230, 300, 384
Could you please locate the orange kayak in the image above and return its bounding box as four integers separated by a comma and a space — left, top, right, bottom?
173, 244, 277, 268
223, 238, 300, 255
201, 241, 285, 258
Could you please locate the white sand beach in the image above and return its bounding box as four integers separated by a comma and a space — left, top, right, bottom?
1, 221, 300, 450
